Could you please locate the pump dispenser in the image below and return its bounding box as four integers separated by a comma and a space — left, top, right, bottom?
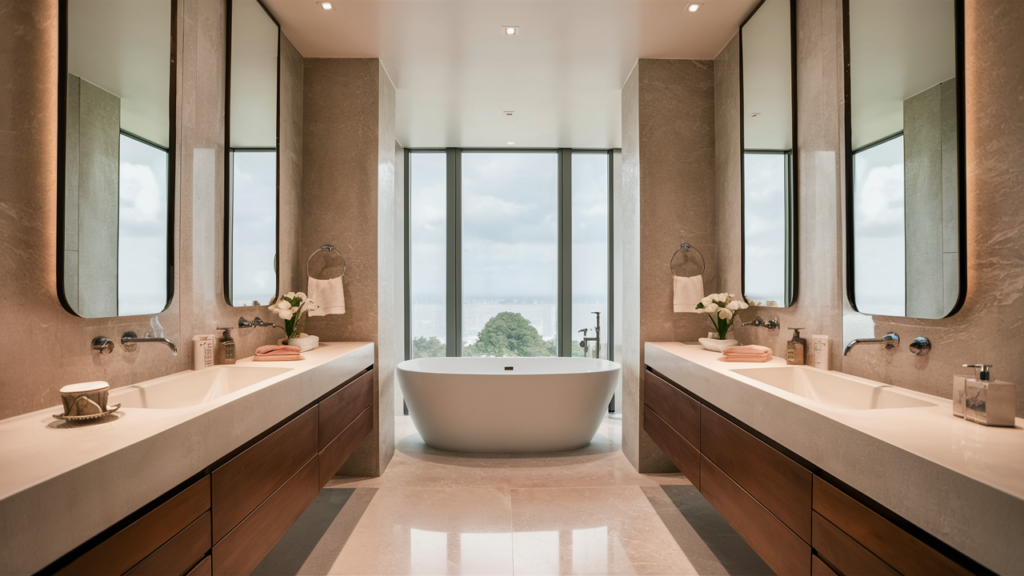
963, 364, 1015, 427
786, 328, 806, 366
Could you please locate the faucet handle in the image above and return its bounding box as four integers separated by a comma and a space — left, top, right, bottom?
764, 318, 780, 330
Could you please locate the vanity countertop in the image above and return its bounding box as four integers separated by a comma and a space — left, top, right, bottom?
646, 342, 1024, 575
0, 342, 374, 576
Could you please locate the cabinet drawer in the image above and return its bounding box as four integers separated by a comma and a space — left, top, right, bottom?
701, 456, 810, 576
811, 554, 838, 576
812, 477, 970, 576
212, 406, 317, 543
319, 405, 373, 487
701, 405, 812, 542
644, 370, 700, 447
319, 369, 374, 450
812, 511, 898, 576
643, 405, 700, 489
56, 476, 210, 576
212, 457, 319, 576
126, 511, 211, 576
185, 557, 211, 576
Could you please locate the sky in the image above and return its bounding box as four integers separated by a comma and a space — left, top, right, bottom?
118, 134, 168, 316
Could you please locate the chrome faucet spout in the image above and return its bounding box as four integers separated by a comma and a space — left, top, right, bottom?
843, 332, 899, 356
120, 331, 178, 355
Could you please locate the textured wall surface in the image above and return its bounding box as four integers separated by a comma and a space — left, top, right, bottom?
715, 0, 1024, 415
0, 0, 303, 421
301, 58, 396, 476
622, 59, 718, 473
715, 34, 741, 303
278, 34, 304, 294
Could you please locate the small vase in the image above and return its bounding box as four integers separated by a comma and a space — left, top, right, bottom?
699, 337, 738, 352
287, 334, 319, 352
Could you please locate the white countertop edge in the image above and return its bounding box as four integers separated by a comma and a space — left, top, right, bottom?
645, 342, 1024, 575
0, 342, 374, 576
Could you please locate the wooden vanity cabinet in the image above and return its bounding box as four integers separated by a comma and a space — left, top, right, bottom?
44, 367, 375, 576
643, 366, 973, 576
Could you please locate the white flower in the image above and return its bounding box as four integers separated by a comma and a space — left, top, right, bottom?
718, 308, 734, 321
278, 309, 294, 321
729, 294, 736, 300
726, 301, 741, 311
700, 296, 713, 307
276, 300, 291, 311
284, 292, 296, 299
295, 292, 307, 301
738, 301, 749, 310
705, 303, 720, 313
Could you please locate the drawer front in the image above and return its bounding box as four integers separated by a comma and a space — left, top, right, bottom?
644, 370, 700, 447
812, 512, 898, 576
212, 406, 317, 543
126, 511, 211, 576
701, 405, 812, 542
811, 554, 838, 576
643, 405, 700, 489
319, 405, 373, 487
812, 477, 970, 576
319, 369, 374, 450
212, 457, 319, 576
701, 456, 810, 576
56, 476, 211, 576
186, 557, 211, 576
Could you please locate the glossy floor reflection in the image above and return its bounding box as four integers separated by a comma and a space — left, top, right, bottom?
254, 415, 770, 576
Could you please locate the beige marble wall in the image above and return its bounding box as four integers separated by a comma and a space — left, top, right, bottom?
622, 59, 718, 473
844, 0, 1024, 415
715, 0, 1024, 415
301, 59, 397, 476
718, 0, 847, 371
0, 0, 304, 421
278, 34, 304, 294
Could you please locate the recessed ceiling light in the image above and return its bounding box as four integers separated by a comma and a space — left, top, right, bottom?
687, 3, 702, 12
502, 26, 519, 36
320, 1, 333, 10
507, 141, 515, 146
504, 111, 514, 117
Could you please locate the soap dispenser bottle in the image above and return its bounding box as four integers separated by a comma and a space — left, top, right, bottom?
963, 364, 1015, 427
218, 327, 236, 365
786, 328, 806, 366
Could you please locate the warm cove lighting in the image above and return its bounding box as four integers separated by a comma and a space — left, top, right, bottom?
320, 2, 333, 10
687, 3, 702, 12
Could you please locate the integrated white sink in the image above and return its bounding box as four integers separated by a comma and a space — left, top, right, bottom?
110, 366, 292, 410
732, 366, 936, 410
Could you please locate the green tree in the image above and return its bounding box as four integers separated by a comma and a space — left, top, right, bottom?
412, 336, 446, 358
465, 312, 556, 357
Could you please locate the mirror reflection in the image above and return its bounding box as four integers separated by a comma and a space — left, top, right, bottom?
227, 0, 279, 307
60, 0, 174, 318
741, 0, 795, 308
848, 0, 964, 318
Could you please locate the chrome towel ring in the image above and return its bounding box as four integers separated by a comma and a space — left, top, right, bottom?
306, 245, 347, 280
670, 243, 705, 277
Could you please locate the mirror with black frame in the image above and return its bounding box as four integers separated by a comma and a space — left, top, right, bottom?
226, 0, 279, 307
741, 0, 796, 308
58, 0, 175, 318
846, 0, 965, 319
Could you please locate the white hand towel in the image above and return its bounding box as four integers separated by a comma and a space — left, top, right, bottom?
307, 276, 345, 316
673, 274, 704, 313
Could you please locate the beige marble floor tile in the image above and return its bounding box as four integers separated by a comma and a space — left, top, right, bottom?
510, 486, 699, 575
326, 486, 515, 575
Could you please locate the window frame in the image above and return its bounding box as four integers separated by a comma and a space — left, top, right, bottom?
404, 148, 614, 360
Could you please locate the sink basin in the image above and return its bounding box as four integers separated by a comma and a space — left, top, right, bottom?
732, 366, 936, 410
110, 366, 292, 409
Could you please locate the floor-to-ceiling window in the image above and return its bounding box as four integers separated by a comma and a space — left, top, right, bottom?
408, 152, 448, 358
571, 152, 610, 359
743, 151, 789, 307
229, 149, 277, 306
461, 152, 559, 357
118, 132, 169, 316
406, 149, 612, 359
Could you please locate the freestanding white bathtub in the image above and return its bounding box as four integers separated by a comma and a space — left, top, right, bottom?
397, 357, 620, 453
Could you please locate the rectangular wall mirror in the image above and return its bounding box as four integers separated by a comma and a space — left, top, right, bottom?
741, 0, 796, 308
845, 0, 965, 318
58, 0, 176, 318
226, 0, 279, 307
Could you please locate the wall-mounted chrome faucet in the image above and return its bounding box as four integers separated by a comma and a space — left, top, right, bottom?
843, 332, 899, 356
238, 316, 281, 331
579, 311, 601, 358
121, 331, 178, 355
742, 316, 779, 330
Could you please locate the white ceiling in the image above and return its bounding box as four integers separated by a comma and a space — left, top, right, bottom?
263, 0, 759, 149
850, 0, 956, 149
68, 0, 171, 147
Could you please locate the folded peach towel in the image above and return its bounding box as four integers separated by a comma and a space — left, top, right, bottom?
723, 345, 772, 356
255, 345, 301, 356
720, 355, 772, 363
253, 354, 304, 362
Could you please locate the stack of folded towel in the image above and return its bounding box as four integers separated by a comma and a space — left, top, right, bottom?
721, 345, 773, 363
253, 345, 304, 362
